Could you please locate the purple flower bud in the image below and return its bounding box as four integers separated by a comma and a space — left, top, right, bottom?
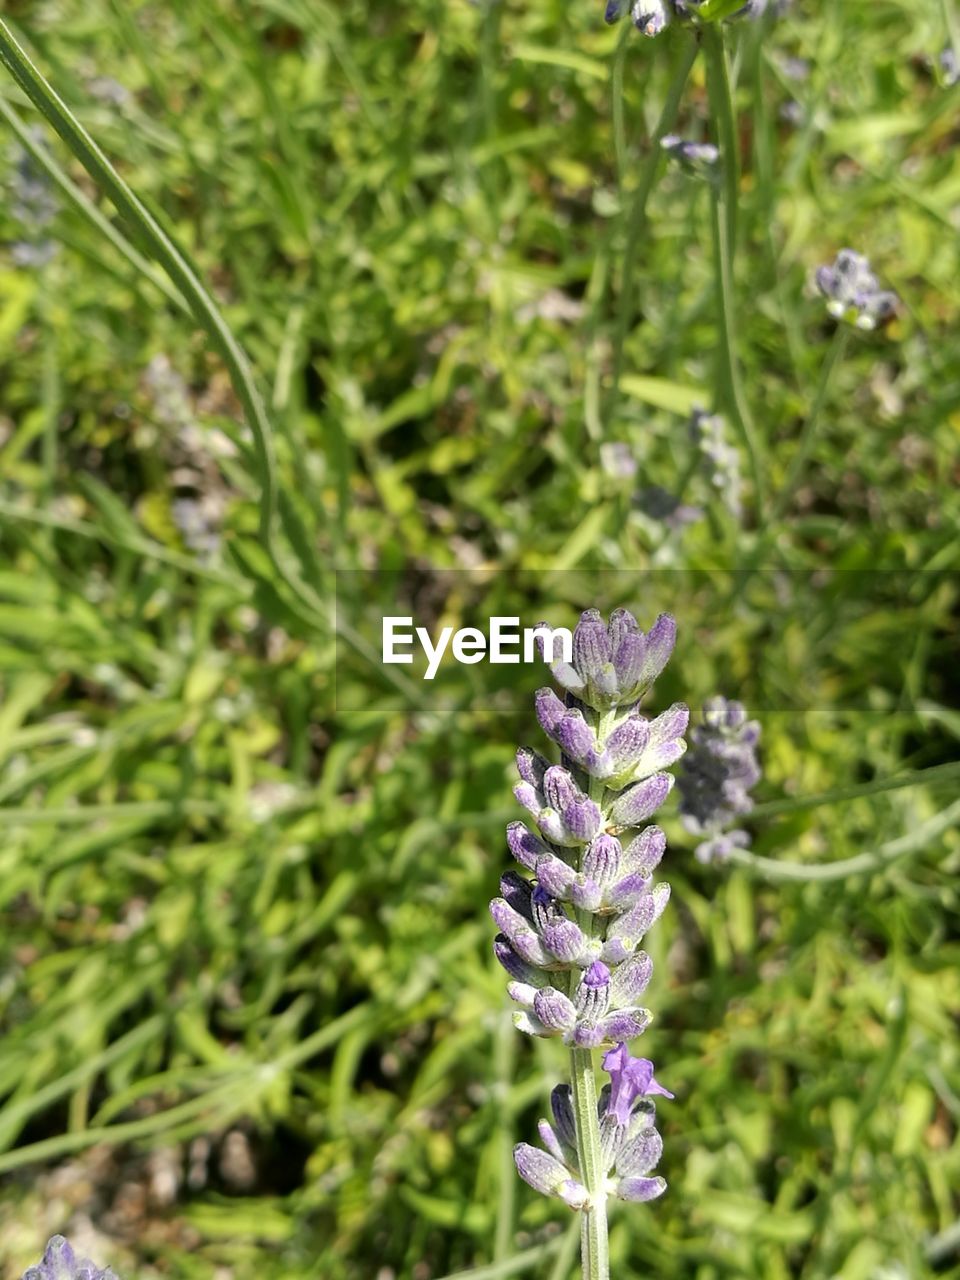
542, 917, 591, 965
616, 1175, 667, 1202
490, 898, 550, 967
609, 773, 673, 827
500, 871, 533, 919
514, 780, 540, 819
494, 935, 549, 986
572, 1022, 608, 1048
536, 853, 577, 898
569, 877, 602, 912
555, 713, 611, 776
573, 609, 612, 679
622, 825, 666, 874
514, 1143, 569, 1196
607, 870, 651, 910
534, 987, 578, 1032
551, 1084, 577, 1150
534, 687, 567, 736
574, 960, 612, 1025
606, 716, 651, 772
516, 746, 548, 788
562, 796, 603, 843
612, 630, 646, 695
631, 0, 671, 34
638, 614, 677, 691
604, 884, 670, 958
600, 1008, 651, 1042
538, 1117, 569, 1165
609, 951, 654, 1005
582, 833, 622, 885
616, 1127, 663, 1177
607, 607, 640, 653
506, 821, 548, 871
543, 765, 577, 811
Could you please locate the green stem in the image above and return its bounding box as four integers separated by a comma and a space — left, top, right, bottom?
606, 32, 699, 423
702, 26, 766, 513
570, 1047, 609, 1280
493, 1009, 517, 1266
750, 761, 960, 821
0, 92, 188, 314
610, 23, 631, 190
767, 324, 850, 527
727, 796, 960, 883
568, 706, 620, 1280
0, 19, 324, 630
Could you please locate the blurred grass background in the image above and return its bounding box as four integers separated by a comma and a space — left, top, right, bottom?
0, 1, 959, 1277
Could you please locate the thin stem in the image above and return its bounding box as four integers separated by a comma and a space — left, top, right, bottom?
727, 796, 960, 883
493, 1009, 517, 1266
0, 92, 188, 314
568, 706, 620, 1280
610, 23, 631, 191
606, 32, 699, 423
0, 19, 324, 629
702, 26, 766, 513
750, 761, 960, 821
767, 324, 850, 526
570, 1047, 609, 1280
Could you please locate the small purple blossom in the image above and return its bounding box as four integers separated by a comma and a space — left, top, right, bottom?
815, 249, 898, 331
537, 607, 677, 712
600, 441, 638, 480
690, 408, 743, 519
602, 1044, 675, 1125
661, 134, 720, 172
635, 485, 703, 531
20, 1237, 119, 1280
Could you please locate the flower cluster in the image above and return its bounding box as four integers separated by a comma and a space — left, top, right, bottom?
20, 1238, 119, 1280
678, 696, 761, 864
815, 249, 898, 331
690, 407, 742, 519
603, 0, 780, 35
514, 1046, 673, 1208
6, 131, 59, 269
661, 135, 719, 174
491, 607, 685, 1210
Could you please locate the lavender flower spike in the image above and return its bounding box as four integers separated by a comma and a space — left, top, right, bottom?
491, 608, 687, 1276
678, 696, 762, 864
815, 248, 898, 331
21, 1237, 120, 1280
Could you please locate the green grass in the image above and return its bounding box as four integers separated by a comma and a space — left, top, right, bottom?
0, 2, 958, 1278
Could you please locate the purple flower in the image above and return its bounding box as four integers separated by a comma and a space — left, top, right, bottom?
542, 608, 677, 711
21, 1238, 119, 1280
514, 1143, 588, 1209
661, 134, 720, 172
678, 696, 761, 864
690, 408, 743, 519
634, 485, 703, 530
815, 249, 898, 331
492, 607, 689, 1218
602, 1044, 675, 1125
